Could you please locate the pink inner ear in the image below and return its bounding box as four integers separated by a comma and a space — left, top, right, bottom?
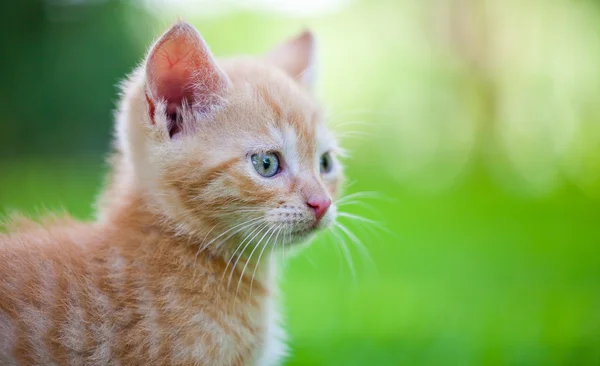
145, 22, 228, 135
149, 35, 197, 115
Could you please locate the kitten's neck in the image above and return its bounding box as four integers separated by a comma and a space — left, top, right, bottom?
94, 180, 277, 309
98, 176, 203, 249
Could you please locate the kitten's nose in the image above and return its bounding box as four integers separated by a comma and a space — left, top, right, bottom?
307, 197, 332, 222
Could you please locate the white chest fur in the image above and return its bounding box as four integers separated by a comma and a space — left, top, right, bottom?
253, 257, 287, 366
254, 294, 287, 366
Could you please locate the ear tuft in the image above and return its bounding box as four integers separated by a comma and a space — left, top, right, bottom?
266, 30, 317, 89
145, 21, 229, 138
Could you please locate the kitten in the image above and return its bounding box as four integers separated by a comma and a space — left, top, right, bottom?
0, 21, 343, 365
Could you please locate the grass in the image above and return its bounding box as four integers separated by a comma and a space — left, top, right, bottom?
1, 157, 599, 365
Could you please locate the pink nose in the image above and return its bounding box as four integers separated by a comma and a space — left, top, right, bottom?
307, 197, 332, 222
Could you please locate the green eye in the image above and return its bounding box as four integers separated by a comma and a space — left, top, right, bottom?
251, 152, 280, 178
320, 152, 333, 173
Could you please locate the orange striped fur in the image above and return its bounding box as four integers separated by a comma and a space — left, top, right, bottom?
0, 21, 343, 365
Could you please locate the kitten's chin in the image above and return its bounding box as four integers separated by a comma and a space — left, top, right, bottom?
281, 231, 317, 249
284, 220, 334, 247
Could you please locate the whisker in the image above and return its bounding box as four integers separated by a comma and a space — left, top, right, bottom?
199, 223, 219, 248
322, 229, 344, 277
192, 223, 219, 282
337, 191, 389, 203
305, 251, 318, 268
271, 225, 285, 269
250, 224, 281, 296
330, 226, 357, 283
237, 224, 277, 299
227, 224, 269, 291
338, 212, 394, 236
336, 200, 380, 216
201, 217, 263, 252
225, 208, 266, 213
335, 222, 378, 278
220, 222, 266, 288
278, 227, 291, 271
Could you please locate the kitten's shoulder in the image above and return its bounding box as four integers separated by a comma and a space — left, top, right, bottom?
0, 212, 92, 252
1, 212, 77, 233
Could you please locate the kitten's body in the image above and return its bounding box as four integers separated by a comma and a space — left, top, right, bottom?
1, 196, 282, 365
0, 22, 342, 365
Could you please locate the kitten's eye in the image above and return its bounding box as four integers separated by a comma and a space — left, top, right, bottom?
251, 152, 280, 178
320, 152, 333, 174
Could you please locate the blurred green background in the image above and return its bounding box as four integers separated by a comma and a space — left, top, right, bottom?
1, 0, 600, 365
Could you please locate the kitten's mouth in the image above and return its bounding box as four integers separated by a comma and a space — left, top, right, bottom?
278, 217, 334, 245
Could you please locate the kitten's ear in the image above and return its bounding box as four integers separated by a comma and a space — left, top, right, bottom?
145, 22, 228, 137
265, 30, 316, 89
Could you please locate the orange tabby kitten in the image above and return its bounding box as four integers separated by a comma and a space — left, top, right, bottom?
0, 22, 343, 365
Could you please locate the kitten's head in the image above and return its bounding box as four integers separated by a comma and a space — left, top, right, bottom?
118, 22, 343, 253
